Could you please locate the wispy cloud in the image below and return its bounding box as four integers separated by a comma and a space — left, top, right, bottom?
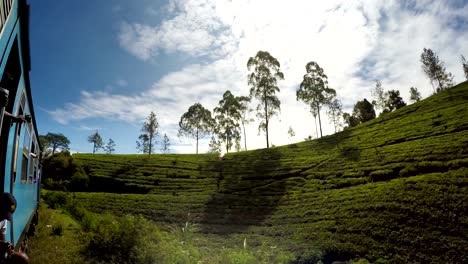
51, 0, 468, 153
118, 0, 236, 61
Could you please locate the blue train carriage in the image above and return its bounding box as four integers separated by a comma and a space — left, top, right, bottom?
0, 0, 41, 250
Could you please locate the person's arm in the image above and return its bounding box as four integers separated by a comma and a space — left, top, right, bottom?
3, 111, 25, 123
0, 220, 6, 241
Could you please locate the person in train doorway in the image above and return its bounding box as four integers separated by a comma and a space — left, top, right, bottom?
0, 192, 16, 242
0, 192, 29, 264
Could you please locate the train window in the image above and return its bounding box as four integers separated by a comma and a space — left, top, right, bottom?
12, 93, 26, 184
21, 153, 28, 183
29, 140, 36, 183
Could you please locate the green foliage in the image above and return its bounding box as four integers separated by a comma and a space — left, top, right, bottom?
297, 61, 336, 138
371, 80, 386, 112
352, 98, 375, 124
41, 152, 89, 191
420, 48, 454, 92
214, 90, 243, 153
104, 138, 116, 154
39, 132, 70, 155
178, 103, 215, 154
409, 87, 422, 103
137, 111, 159, 155
47, 82, 468, 264
247, 50, 284, 148
462, 55, 468, 80
382, 89, 406, 114
88, 131, 104, 154
161, 133, 170, 153
52, 224, 63, 236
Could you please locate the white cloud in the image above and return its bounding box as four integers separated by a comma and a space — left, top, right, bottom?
52, 0, 468, 153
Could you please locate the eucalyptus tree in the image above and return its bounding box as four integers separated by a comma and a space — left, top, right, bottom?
104, 138, 116, 154
88, 131, 103, 154
420, 48, 454, 93
214, 90, 242, 153
327, 98, 343, 133
247, 51, 284, 149
371, 80, 386, 112
409, 87, 422, 103
136, 111, 159, 155
178, 103, 215, 154
238, 96, 253, 151
297, 61, 336, 138
461, 55, 468, 80
161, 133, 170, 153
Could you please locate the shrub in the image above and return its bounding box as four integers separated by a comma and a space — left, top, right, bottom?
43, 191, 69, 209
52, 225, 63, 236
369, 169, 394, 182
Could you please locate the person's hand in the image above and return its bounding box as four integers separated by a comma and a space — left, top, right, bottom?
0, 241, 13, 254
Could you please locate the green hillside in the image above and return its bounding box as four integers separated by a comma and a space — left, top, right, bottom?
71, 82, 468, 263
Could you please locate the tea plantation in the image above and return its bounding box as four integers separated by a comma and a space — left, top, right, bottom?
68, 81, 468, 263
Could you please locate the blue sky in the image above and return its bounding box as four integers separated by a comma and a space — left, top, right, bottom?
29, 0, 468, 154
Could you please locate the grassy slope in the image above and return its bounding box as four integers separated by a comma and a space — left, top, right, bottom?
28, 204, 85, 264
72, 82, 468, 263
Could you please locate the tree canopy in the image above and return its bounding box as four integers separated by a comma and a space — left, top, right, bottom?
88, 131, 103, 154
104, 138, 116, 154
214, 90, 243, 153
409, 87, 422, 103
247, 50, 284, 148
39, 132, 70, 155
461, 55, 468, 80
353, 99, 376, 124
420, 48, 454, 93
327, 98, 343, 133
178, 103, 214, 154
161, 133, 170, 154
297, 61, 336, 138
382, 90, 406, 113
137, 112, 159, 155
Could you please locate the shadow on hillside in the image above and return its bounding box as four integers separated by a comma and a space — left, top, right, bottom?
200, 147, 285, 235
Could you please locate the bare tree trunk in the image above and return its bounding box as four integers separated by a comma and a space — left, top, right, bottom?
242, 121, 247, 151
149, 135, 152, 156
317, 105, 323, 138
264, 91, 269, 148
314, 115, 318, 139
196, 129, 199, 154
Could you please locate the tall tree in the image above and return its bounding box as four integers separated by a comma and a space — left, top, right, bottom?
327, 98, 343, 133
238, 96, 253, 151
104, 138, 116, 154
461, 55, 468, 80
343, 112, 360, 128
352, 99, 375, 124
178, 103, 215, 154
382, 90, 406, 114
420, 48, 454, 93
409, 87, 422, 103
39, 132, 70, 154
297, 61, 336, 138
214, 91, 242, 153
247, 51, 284, 148
287, 126, 295, 141
207, 136, 222, 154
371, 80, 386, 112
136, 134, 150, 154
88, 131, 103, 154
161, 133, 170, 154
137, 112, 159, 156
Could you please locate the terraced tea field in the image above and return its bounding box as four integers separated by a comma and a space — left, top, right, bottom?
71, 82, 468, 263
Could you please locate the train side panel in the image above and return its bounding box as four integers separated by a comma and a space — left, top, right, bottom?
0, 0, 40, 247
